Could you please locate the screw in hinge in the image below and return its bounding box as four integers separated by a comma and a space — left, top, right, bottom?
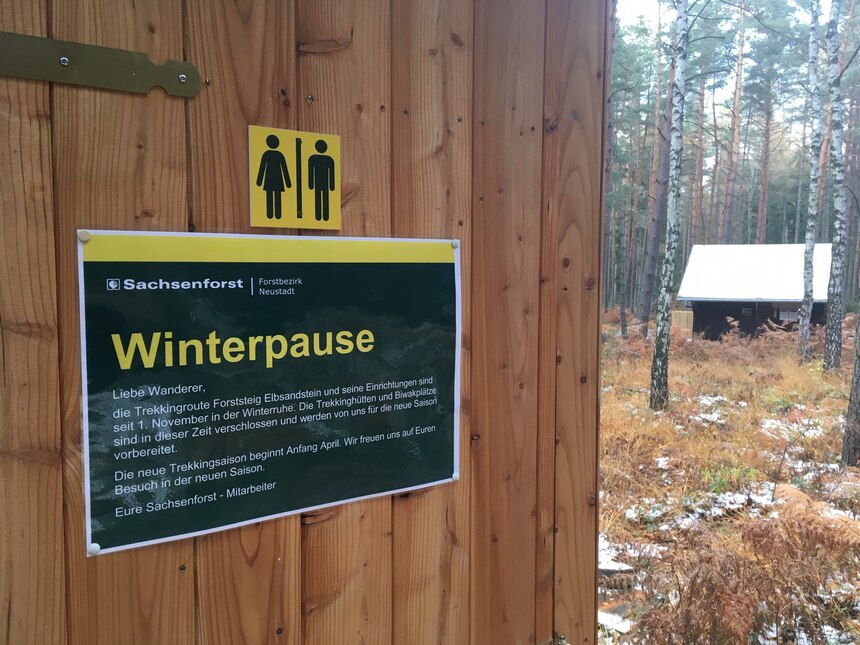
59, 56, 70, 67
178, 73, 187, 84
557, 634, 567, 645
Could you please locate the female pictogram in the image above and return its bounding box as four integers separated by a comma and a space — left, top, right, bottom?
256, 135, 291, 219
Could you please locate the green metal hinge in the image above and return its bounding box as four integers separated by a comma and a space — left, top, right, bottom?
0, 31, 201, 97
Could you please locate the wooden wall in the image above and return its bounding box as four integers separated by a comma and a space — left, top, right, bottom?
0, 0, 607, 643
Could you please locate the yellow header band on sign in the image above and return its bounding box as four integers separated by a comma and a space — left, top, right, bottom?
81, 233, 456, 264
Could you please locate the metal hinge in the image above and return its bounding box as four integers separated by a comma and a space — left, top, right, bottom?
537, 635, 567, 645
0, 31, 201, 97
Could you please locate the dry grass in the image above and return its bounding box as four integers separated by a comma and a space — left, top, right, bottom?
600, 315, 860, 642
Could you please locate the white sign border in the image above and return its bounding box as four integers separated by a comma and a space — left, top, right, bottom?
77, 230, 462, 556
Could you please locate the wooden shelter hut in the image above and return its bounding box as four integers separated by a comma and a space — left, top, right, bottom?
677, 244, 831, 339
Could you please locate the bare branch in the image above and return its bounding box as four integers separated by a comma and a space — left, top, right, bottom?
608, 85, 638, 103
686, 67, 732, 83
688, 35, 727, 45
838, 40, 860, 82
688, 0, 713, 32
718, 0, 799, 43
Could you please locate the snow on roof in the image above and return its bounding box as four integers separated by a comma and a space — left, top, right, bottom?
676, 244, 832, 303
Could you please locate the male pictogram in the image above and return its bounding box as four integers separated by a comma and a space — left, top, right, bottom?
256, 135, 291, 219
308, 140, 335, 222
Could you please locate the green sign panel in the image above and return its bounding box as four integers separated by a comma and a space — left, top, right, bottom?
78, 231, 460, 555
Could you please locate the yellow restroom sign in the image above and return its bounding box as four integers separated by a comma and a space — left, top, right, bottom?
249, 125, 341, 230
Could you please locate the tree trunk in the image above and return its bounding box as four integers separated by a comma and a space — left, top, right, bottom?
756, 97, 772, 244
620, 105, 640, 338
638, 63, 675, 335
843, 314, 860, 465
690, 77, 706, 251
800, 0, 824, 362
794, 113, 808, 244
625, 115, 646, 325
707, 85, 721, 243
646, 10, 663, 222
854, 202, 860, 298
601, 0, 618, 312
825, 0, 849, 370
740, 107, 755, 244
818, 110, 832, 240
718, 4, 746, 243
650, 0, 688, 411
845, 92, 858, 301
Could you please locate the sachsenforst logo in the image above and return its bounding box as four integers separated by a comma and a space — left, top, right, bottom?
105, 277, 245, 291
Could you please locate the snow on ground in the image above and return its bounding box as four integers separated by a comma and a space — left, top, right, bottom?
601, 364, 859, 640
598, 610, 632, 634
599, 534, 634, 573
761, 416, 825, 440
623, 482, 781, 532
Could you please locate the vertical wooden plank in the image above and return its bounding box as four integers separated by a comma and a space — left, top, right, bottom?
543, 0, 607, 641
390, 0, 472, 643
185, 2, 302, 642
295, 2, 393, 644
471, 0, 546, 642
52, 1, 195, 642
0, 3, 66, 643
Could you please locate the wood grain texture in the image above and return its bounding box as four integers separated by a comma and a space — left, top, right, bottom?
0, 3, 66, 643
390, 0, 472, 642
471, 0, 546, 642
185, 2, 302, 641
296, 2, 393, 643
195, 521, 301, 645
297, 0, 390, 236
543, 0, 607, 641
186, 0, 297, 234
51, 1, 195, 643
2, 0, 609, 638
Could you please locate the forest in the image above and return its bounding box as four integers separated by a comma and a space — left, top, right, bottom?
598, 0, 860, 641
604, 0, 860, 327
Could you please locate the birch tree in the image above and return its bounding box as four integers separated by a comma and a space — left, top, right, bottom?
824, 0, 849, 369
639, 62, 674, 336
800, 0, 824, 362
650, 0, 689, 411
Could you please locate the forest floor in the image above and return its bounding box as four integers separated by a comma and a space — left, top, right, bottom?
598, 314, 860, 643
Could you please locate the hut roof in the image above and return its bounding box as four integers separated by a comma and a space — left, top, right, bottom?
677, 244, 832, 303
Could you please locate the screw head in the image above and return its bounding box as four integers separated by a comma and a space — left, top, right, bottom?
178, 73, 187, 84
59, 56, 70, 67
306, 95, 314, 105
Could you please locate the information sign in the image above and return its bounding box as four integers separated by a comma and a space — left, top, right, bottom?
78, 231, 460, 554
248, 125, 341, 230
